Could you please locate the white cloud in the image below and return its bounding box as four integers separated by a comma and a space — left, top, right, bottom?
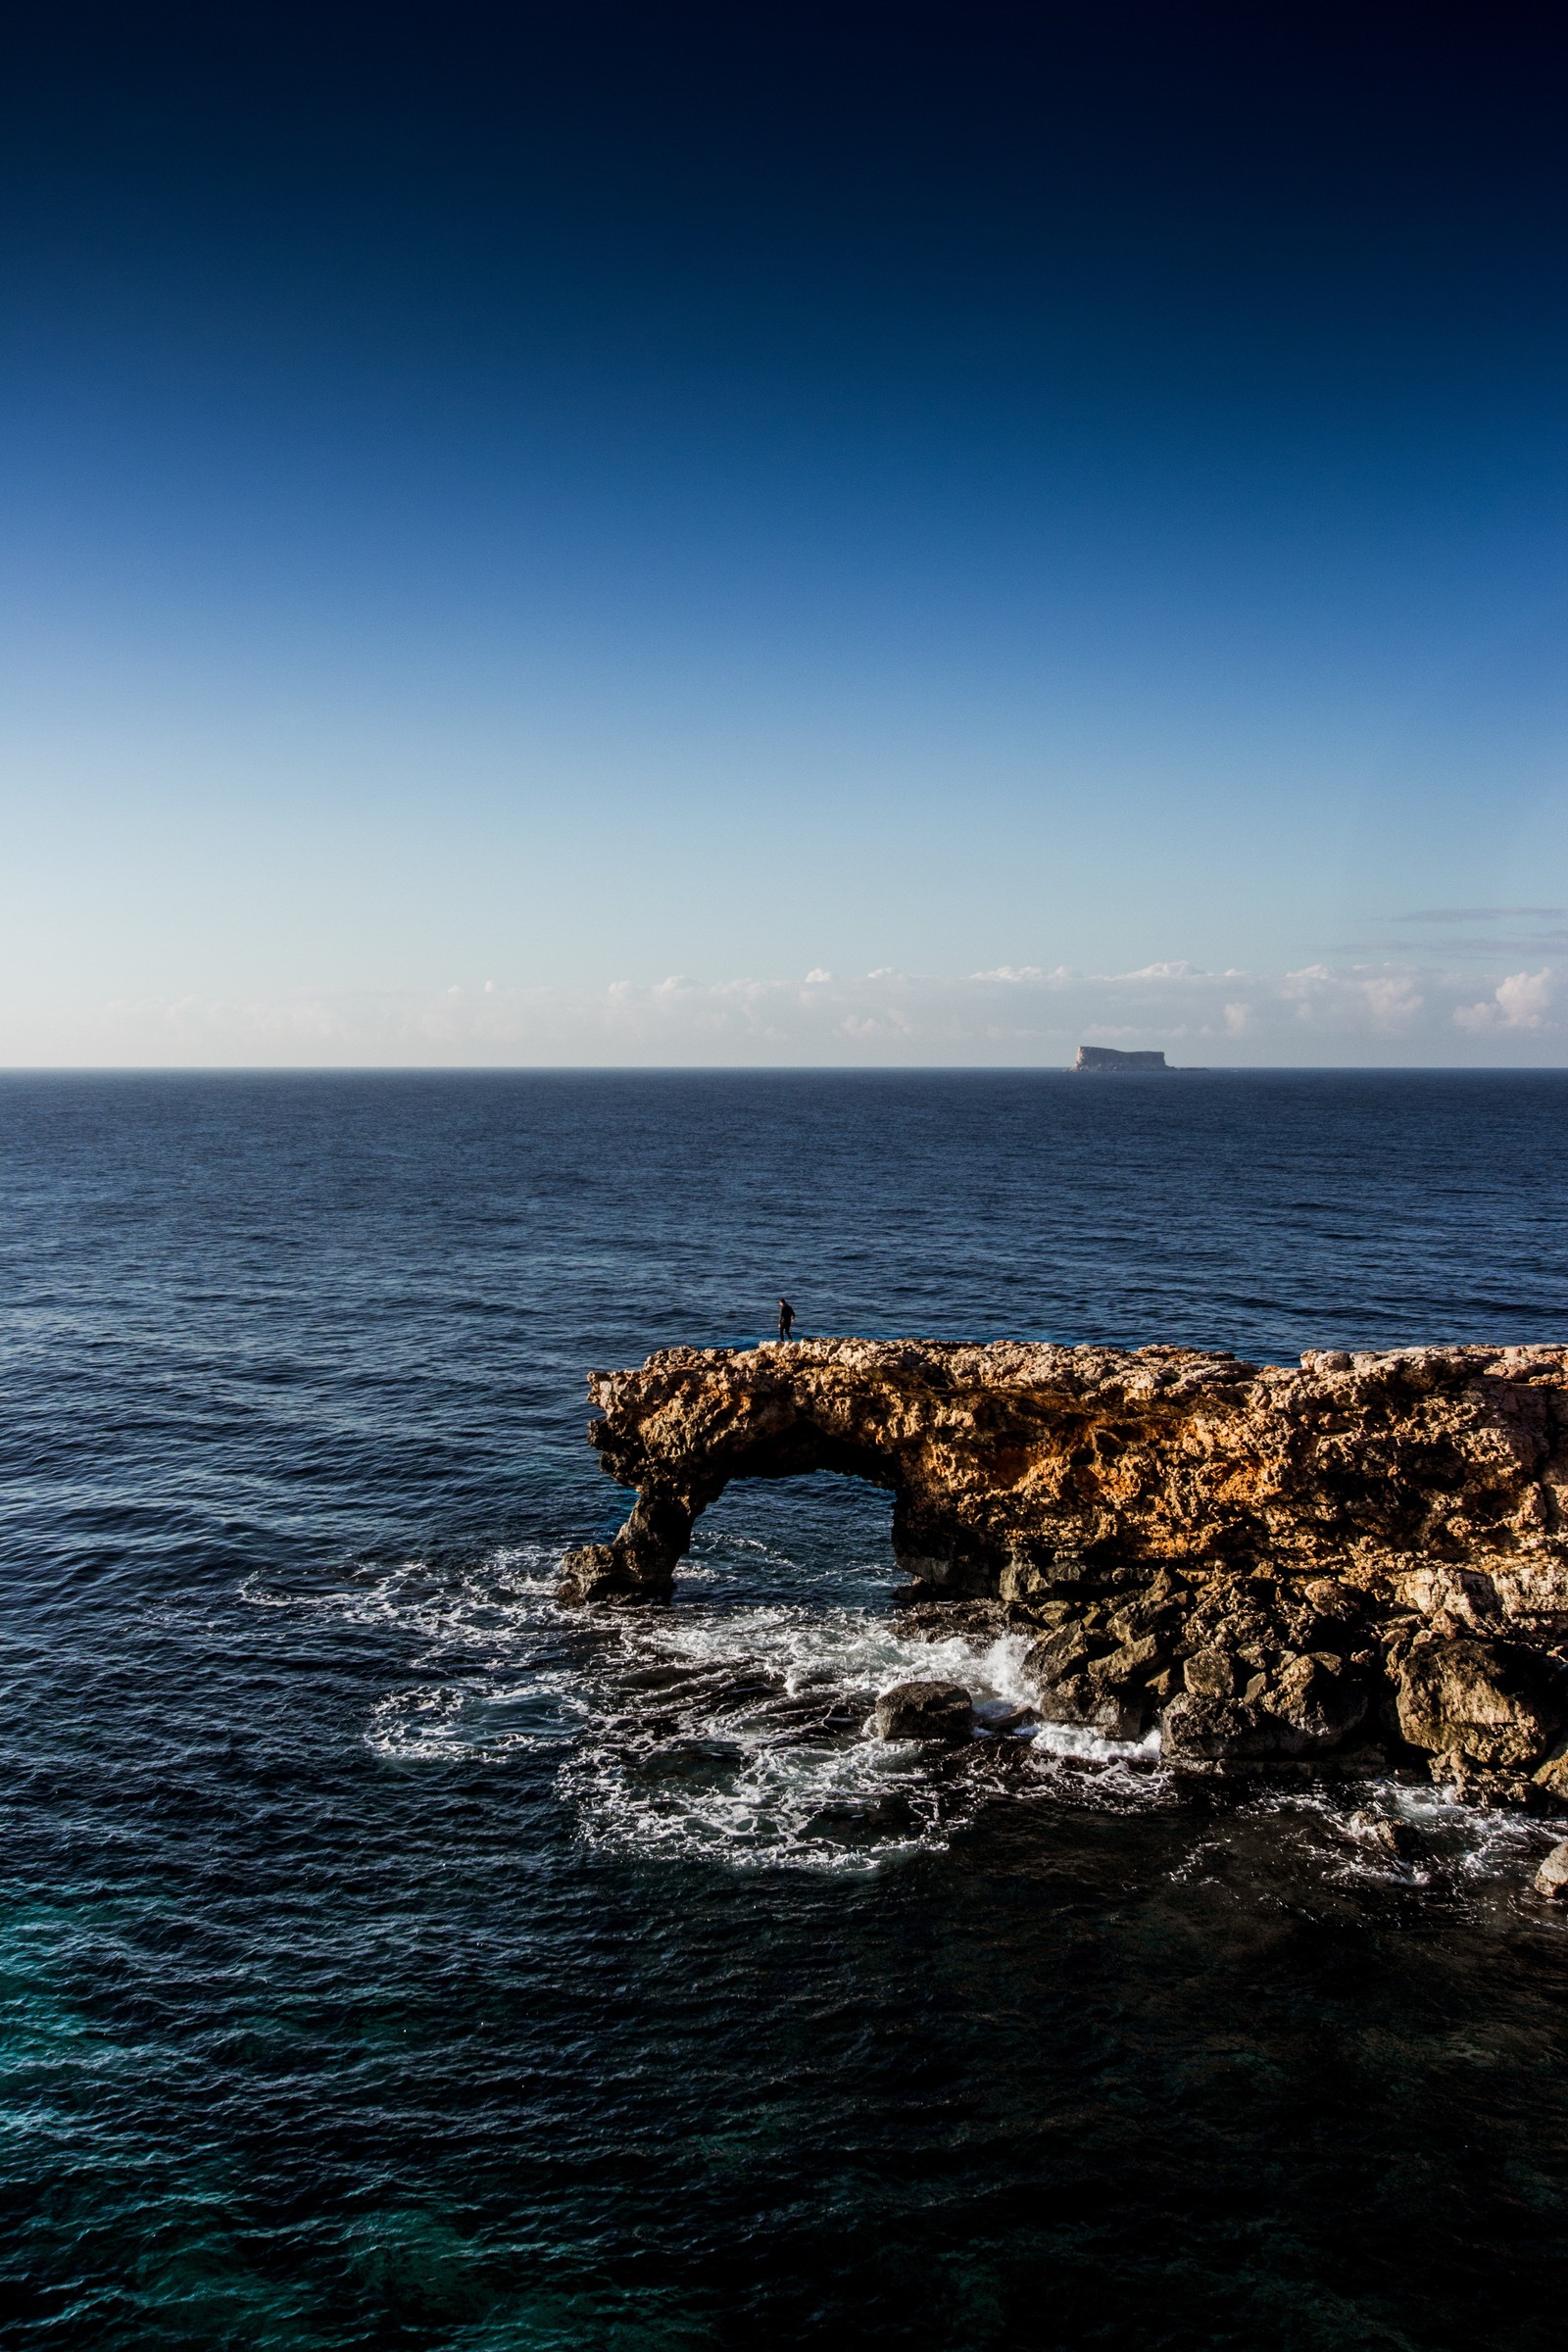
1454, 969, 1554, 1032
2, 959, 1564, 1067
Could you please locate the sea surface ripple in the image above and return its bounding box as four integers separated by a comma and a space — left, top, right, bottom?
3, 1070, 1567, 2349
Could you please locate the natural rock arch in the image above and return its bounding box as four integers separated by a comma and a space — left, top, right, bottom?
562, 1412, 913, 1605
558, 1336, 1568, 1802
559, 1333, 1568, 1606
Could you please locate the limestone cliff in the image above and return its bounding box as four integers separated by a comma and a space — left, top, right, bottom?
561, 1338, 1568, 1801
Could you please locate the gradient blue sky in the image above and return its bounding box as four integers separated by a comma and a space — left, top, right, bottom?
3, 1, 1566, 1062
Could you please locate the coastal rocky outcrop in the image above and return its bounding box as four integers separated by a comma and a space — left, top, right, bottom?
561, 1338, 1568, 1805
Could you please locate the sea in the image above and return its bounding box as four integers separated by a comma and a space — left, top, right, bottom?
3, 1068, 1567, 2350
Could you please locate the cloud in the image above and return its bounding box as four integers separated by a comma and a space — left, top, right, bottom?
1392, 907, 1566, 923
1338, 908, 1568, 959
1453, 969, 1555, 1032
4, 956, 1566, 1066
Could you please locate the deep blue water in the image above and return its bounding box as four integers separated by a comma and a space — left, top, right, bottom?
4, 1069, 1568, 2350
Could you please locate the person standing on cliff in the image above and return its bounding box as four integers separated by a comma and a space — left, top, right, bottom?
777, 1298, 796, 1341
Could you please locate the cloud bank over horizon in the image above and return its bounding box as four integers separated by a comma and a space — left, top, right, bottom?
6, 958, 1562, 1070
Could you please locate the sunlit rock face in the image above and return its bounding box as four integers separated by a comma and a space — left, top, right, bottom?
561, 1338, 1568, 1800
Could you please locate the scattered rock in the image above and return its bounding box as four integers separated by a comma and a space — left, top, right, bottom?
1270, 1652, 1371, 1750
805, 1793, 914, 1841
1163, 1648, 1369, 1761
999, 1553, 1057, 1603
1534, 1839, 1568, 1898
1021, 1625, 1153, 1739
874, 1681, 974, 1743
1161, 1693, 1277, 1761
1102, 1633, 1165, 1680
893, 1597, 1008, 1642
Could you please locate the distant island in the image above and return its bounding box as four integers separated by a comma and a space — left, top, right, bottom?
1074, 1046, 1167, 1071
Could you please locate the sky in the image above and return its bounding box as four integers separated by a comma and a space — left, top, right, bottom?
2, 0, 1566, 1065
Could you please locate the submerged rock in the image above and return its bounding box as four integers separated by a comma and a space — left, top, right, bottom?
1348, 1810, 1423, 1861
563, 1335, 1568, 1805
874, 1681, 975, 1743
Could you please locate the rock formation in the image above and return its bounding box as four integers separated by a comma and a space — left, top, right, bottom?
561, 1338, 1568, 1804
1074, 1046, 1168, 1070
1536, 1838, 1568, 1898
874, 1681, 975, 1743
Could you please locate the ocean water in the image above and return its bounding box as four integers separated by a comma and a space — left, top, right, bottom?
3, 1068, 1568, 2350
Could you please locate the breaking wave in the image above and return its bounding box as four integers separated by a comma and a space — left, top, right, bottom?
237, 1531, 1568, 1892
243, 1531, 1167, 1868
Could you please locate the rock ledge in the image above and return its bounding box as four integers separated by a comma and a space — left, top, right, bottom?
562, 1338, 1568, 1802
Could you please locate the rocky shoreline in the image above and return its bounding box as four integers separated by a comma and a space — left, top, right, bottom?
561, 1338, 1568, 1811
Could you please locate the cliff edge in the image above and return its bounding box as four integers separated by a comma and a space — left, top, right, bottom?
561, 1338, 1568, 1803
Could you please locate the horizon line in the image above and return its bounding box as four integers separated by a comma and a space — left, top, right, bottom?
3, 1063, 1567, 1079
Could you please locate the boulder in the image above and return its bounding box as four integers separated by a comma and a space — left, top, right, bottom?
1035, 1670, 1148, 1741
1184, 1646, 1241, 1700
1533, 1740, 1568, 1804
1161, 1693, 1280, 1761
1534, 1838, 1568, 1899
874, 1680, 974, 1743
1269, 1651, 1371, 1750
559, 1544, 642, 1604
1021, 1623, 1094, 1685
1395, 1637, 1565, 1772
1101, 1633, 1165, 1680
999, 1553, 1057, 1604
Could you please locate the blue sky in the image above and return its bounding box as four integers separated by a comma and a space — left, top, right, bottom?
3, 2, 1566, 1062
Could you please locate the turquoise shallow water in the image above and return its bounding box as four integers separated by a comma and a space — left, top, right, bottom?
3, 1069, 1568, 2349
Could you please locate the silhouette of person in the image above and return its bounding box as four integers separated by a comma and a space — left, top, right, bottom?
777, 1298, 796, 1341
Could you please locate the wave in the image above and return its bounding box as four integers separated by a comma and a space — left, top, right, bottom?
238, 1544, 1565, 1889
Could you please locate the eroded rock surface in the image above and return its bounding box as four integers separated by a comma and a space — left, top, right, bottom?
561, 1338, 1568, 1802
